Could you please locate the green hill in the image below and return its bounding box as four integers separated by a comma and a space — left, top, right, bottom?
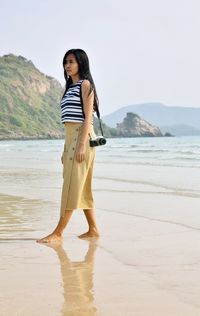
0, 54, 63, 139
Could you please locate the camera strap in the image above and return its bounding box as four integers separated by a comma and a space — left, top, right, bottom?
95, 106, 104, 137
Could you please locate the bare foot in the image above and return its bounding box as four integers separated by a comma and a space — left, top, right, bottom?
78, 229, 100, 239
36, 233, 63, 243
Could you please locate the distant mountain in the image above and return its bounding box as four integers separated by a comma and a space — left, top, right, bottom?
103, 103, 200, 136
160, 124, 200, 136
0, 54, 64, 139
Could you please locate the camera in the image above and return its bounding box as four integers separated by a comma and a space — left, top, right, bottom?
90, 136, 107, 147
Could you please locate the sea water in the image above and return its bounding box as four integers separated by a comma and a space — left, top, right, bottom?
1, 136, 200, 167
0, 135, 199, 208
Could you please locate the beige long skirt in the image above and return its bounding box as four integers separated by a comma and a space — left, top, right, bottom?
60, 123, 96, 217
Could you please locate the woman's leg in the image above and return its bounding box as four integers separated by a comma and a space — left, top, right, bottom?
37, 210, 74, 243
78, 209, 100, 238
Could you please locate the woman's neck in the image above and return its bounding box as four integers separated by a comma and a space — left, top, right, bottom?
71, 75, 80, 84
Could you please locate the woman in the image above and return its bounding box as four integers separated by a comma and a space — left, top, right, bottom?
37, 49, 100, 243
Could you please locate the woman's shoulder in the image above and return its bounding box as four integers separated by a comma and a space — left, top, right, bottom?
81, 79, 91, 88
81, 79, 93, 95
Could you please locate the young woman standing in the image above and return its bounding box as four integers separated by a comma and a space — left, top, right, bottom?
37, 49, 100, 243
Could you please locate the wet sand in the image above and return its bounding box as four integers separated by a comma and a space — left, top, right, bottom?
1, 190, 200, 316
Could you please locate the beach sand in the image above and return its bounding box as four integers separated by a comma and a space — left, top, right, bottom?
0, 142, 200, 315
1, 186, 200, 315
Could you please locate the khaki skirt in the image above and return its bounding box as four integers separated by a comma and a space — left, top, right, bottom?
60, 123, 96, 217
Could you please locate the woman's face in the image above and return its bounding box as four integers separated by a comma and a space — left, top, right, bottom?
64, 53, 79, 77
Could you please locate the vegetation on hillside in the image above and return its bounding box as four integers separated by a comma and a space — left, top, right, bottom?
0, 54, 63, 139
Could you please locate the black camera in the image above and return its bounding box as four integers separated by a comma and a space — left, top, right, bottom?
90, 136, 107, 147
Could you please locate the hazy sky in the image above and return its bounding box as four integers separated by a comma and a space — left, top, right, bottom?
0, 0, 200, 115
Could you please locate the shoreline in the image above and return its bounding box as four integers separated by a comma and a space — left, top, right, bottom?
0, 134, 174, 141
0, 136, 65, 141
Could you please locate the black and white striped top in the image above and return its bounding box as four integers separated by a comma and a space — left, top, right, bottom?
60, 79, 85, 123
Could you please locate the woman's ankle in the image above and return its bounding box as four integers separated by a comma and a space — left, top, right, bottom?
89, 226, 99, 233
53, 230, 62, 237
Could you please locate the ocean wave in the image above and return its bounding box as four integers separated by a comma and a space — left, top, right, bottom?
94, 188, 200, 198
94, 175, 200, 194
127, 149, 170, 153
95, 160, 200, 168
0, 143, 14, 147
161, 156, 200, 161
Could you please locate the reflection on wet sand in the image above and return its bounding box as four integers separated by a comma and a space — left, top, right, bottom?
0, 193, 53, 239
42, 240, 98, 316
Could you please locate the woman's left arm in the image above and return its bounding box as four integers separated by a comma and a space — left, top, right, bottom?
76, 80, 94, 163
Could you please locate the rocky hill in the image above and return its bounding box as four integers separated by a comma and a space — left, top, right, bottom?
115, 112, 163, 137
0, 54, 63, 139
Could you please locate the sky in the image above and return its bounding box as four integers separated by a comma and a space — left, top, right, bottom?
0, 0, 200, 115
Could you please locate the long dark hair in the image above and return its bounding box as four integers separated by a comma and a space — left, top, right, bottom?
62, 48, 99, 114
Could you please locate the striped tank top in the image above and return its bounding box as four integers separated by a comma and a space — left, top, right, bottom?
60, 79, 85, 124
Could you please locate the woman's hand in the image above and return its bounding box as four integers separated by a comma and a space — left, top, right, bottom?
76, 143, 86, 163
